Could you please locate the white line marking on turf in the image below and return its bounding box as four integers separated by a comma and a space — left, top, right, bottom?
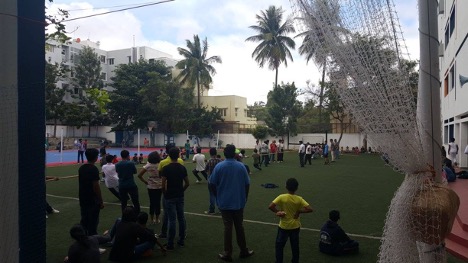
47, 194, 381, 240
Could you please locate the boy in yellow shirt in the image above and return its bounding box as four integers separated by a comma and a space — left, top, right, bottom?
268, 178, 313, 263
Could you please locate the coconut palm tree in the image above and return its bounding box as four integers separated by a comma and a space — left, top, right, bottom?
246, 5, 296, 89
176, 35, 222, 108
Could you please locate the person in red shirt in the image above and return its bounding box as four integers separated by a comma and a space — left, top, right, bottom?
270, 140, 278, 163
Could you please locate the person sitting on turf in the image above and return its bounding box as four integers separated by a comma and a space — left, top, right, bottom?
64, 224, 109, 263
132, 153, 139, 164
319, 210, 359, 256
135, 212, 166, 257
108, 206, 165, 262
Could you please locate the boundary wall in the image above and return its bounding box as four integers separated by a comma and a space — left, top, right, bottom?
46, 125, 377, 150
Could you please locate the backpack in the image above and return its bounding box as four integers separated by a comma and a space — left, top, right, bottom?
261, 183, 279, 188
458, 171, 468, 179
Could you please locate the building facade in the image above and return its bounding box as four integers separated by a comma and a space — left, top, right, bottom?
439, 0, 468, 166
200, 95, 258, 133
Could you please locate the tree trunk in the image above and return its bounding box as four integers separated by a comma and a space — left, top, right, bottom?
53, 118, 57, 137
275, 67, 279, 89
318, 60, 327, 127
197, 73, 201, 108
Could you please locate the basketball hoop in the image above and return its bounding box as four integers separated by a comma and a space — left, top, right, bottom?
147, 121, 157, 131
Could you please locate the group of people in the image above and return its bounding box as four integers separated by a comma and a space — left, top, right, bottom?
297, 139, 341, 167
254, 139, 285, 167
68, 140, 360, 262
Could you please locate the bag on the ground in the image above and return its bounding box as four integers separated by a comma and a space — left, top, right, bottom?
261, 183, 279, 188
458, 171, 468, 179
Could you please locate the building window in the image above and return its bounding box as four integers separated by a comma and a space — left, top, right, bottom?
444, 125, 449, 144
108, 58, 114, 65
128, 56, 132, 63
235, 108, 238, 117
100, 55, 106, 63
450, 8, 455, 37
444, 76, 448, 97
100, 72, 107, 81
445, 7, 456, 47
70, 68, 75, 78
149, 58, 155, 63
219, 108, 227, 117
449, 65, 455, 90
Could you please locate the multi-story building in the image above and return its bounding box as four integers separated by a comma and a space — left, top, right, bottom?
45, 38, 257, 131
439, 0, 468, 167
200, 95, 258, 133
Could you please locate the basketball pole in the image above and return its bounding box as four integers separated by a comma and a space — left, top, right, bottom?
137, 129, 141, 156
60, 128, 63, 164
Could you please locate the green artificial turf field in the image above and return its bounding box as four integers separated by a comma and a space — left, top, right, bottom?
45, 151, 464, 263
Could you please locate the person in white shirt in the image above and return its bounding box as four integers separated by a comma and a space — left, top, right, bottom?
192, 147, 208, 183
298, 141, 306, 167
260, 140, 270, 167
101, 155, 121, 200
448, 137, 459, 164
305, 143, 313, 165
277, 139, 284, 162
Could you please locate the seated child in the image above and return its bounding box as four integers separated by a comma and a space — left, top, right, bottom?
108, 207, 165, 262
132, 153, 138, 164
138, 153, 144, 164
64, 224, 109, 263
319, 210, 359, 256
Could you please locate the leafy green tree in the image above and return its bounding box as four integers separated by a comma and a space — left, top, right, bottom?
45, 62, 67, 137
187, 107, 223, 138
176, 35, 222, 108
62, 103, 89, 132
246, 5, 296, 89
46, 0, 70, 43
71, 46, 110, 134
108, 59, 172, 131
252, 125, 269, 140
324, 82, 349, 142
265, 83, 302, 137
247, 101, 268, 122
296, 0, 343, 125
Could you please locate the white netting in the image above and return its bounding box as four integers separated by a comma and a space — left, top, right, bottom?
291, 0, 460, 262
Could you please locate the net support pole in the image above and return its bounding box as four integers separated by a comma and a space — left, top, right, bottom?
137, 129, 140, 156
60, 128, 63, 164
416, 1, 445, 262
416, 0, 442, 182
217, 130, 220, 149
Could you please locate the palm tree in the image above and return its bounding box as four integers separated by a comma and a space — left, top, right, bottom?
176, 35, 222, 108
246, 5, 296, 89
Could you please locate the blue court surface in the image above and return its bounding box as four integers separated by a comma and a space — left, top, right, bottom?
46, 148, 161, 166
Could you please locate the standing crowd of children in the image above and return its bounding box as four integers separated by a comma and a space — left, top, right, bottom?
64, 140, 359, 263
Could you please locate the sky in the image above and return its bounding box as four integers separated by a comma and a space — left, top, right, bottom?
47, 0, 420, 104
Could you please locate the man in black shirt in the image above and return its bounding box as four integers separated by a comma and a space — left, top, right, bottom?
161, 147, 190, 250
319, 210, 359, 256
78, 148, 104, 235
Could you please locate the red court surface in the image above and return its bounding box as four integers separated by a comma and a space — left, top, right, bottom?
446, 179, 468, 261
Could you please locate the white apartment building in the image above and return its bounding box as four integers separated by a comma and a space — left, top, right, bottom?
439, 0, 468, 166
